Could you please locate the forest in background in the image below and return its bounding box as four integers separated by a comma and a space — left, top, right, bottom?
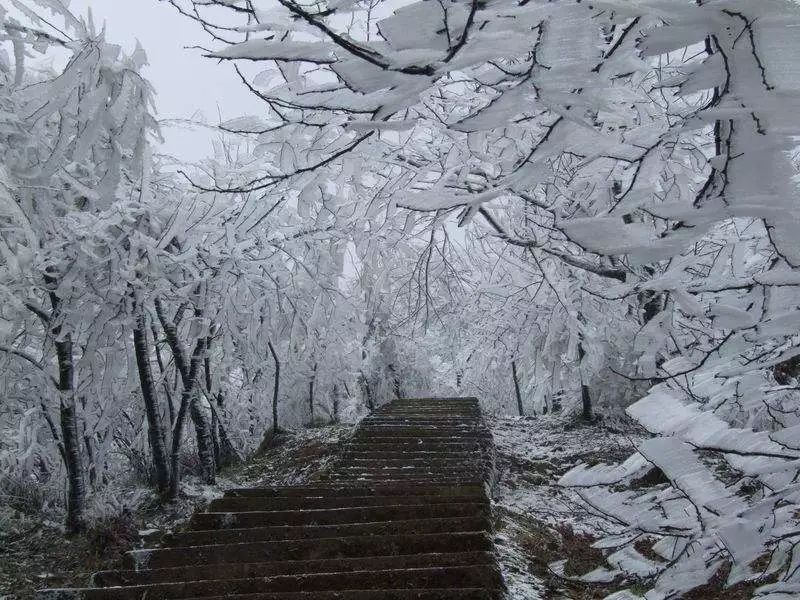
2, 1, 800, 598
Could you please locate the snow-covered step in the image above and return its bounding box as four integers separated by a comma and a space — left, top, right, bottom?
190, 502, 490, 529
40, 565, 503, 599
36, 397, 503, 599
92, 551, 496, 586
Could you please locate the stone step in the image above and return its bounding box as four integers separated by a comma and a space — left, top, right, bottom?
337, 458, 480, 468
356, 431, 485, 438
341, 451, 485, 461
183, 590, 500, 600
331, 463, 479, 472
351, 431, 489, 438
344, 444, 486, 453
207, 494, 484, 513
377, 401, 479, 406
361, 418, 481, 424
347, 438, 488, 447
163, 516, 490, 546
361, 417, 480, 422
359, 429, 481, 434
190, 503, 489, 530
40, 565, 503, 599
377, 401, 479, 405
326, 470, 480, 480
92, 552, 496, 587
372, 406, 481, 419
36, 397, 504, 600
378, 403, 480, 409
123, 532, 493, 570
324, 477, 486, 485
222, 484, 485, 498
342, 449, 486, 456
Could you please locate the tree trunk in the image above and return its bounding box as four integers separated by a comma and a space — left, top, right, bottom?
150, 323, 175, 425
331, 383, 340, 423
388, 363, 402, 399
577, 342, 592, 422
511, 360, 524, 417
155, 299, 215, 487
133, 313, 170, 494
168, 386, 192, 499
359, 371, 374, 412
190, 398, 216, 484
308, 362, 317, 423
268, 340, 280, 434
213, 404, 241, 468
167, 335, 207, 499
54, 334, 85, 534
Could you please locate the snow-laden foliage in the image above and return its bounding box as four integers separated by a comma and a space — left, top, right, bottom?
167, 0, 800, 597
3, 0, 800, 596
1, 1, 434, 532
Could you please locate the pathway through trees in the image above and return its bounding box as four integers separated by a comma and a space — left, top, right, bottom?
39, 397, 505, 599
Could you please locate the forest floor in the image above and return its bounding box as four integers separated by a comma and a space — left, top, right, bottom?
2, 412, 655, 600
0, 424, 351, 599
489, 413, 648, 600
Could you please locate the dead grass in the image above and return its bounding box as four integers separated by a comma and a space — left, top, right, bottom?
682, 563, 778, 600
501, 509, 625, 599
0, 514, 131, 597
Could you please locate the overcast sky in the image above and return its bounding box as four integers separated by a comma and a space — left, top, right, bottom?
68, 0, 264, 162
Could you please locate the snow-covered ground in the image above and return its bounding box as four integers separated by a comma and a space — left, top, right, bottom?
488, 415, 645, 599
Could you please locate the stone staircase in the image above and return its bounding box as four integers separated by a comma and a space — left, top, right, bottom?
39, 397, 505, 599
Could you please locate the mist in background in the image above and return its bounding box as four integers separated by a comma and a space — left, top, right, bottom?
69, 0, 263, 161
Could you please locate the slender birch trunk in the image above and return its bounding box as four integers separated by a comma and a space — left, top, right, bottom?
268, 340, 280, 434
577, 341, 592, 422
331, 383, 340, 424
308, 362, 317, 423
155, 298, 216, 491
512, 360, 524, 417
167, 335, 207, 498
54, 333, 85, 534
132, 312, 170, 494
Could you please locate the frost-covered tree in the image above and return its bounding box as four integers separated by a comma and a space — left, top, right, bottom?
0, 2, 159, 531
0, 0, 388, 529
169, 1, 800, 596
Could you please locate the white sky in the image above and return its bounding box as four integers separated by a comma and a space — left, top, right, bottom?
68, 0, 264, 161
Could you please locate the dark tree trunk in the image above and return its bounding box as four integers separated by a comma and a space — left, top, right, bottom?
190, 398, 216, 484
203, 344, 220, 466
359, 371, 374, 411
168, 386, 192, 499
214, 408, 241, 468
578, 342, 592, 422
133, 313, 170, 494
150, 323, 175, 425
388, 363, 402, 399
268, 340, 280, 434
167, 335, 207, 498
211, 410, 221, 466
54, 333, 85, 534
512, 360, 524, 416
201, 336, 240, 468
331, 384, 340, 423
155, 298, 215, 494
40, 280, 85, 533
308, 362, 317, 423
